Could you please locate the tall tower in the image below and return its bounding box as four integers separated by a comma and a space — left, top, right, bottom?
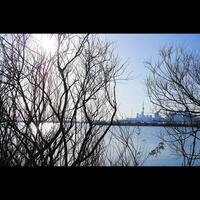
142, 102, 144, 116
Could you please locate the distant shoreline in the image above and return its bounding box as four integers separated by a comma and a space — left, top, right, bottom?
110, 121, 200, 128
1, 120, 199, 128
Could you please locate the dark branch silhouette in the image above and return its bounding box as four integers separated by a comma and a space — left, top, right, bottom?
146, 46, 200, 166
0, 34, 125, 166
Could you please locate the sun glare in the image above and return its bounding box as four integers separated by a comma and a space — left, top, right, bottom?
33, 34, 56, 55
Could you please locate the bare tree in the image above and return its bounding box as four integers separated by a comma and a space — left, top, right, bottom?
0, 34, 125, 166
146, 46, 200, 166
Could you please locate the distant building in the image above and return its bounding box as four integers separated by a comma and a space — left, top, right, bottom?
154, 111, 163, 122
126, 104, 163, 123
166, 112, 192, 123
123, 104, 200, 125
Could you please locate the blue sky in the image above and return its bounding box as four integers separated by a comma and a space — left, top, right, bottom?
101, 34, 200, 118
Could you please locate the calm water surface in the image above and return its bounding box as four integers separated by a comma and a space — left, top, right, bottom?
108, 126, 185, 166
16, 123, 200, 166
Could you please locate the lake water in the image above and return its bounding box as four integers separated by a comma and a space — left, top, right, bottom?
107, 126, 200, 166
7, 123, 200, 166
131, 126, 182, 166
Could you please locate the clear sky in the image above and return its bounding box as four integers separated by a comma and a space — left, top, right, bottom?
101, 34, 200, 118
